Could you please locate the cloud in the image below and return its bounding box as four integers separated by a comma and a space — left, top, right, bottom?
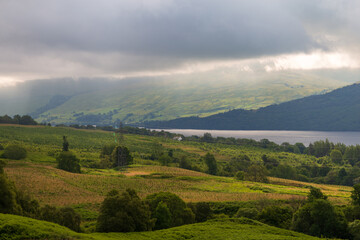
0, 0, 359, 82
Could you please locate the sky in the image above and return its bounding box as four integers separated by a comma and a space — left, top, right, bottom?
0, 0, 359, 86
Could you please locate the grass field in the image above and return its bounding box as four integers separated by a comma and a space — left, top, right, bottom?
0, 214, 321, 240
0, 125, 352, 208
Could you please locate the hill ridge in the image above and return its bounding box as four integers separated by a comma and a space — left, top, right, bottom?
143, 83, 360, 131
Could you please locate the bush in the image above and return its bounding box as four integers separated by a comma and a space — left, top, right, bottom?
235, 208, 259, 220
235, 171, 244, 180
2, 144, 27, 160
349, 220, 360, 240
188, 202, 212, 222
146, 192, 195, 229
39, 205, 81, 232
97, 189, 154, 232
258, 205, 293, 229
0, 144, 4, 150
245, 165, 268, 183
56, 151, 81, 173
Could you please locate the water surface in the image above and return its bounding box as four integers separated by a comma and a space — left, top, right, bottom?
154, 129, 360, 146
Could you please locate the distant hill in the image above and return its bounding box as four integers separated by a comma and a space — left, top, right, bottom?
144, 83, 360, 131
0, 70, 356, 126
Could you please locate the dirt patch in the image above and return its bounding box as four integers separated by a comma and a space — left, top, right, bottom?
124, 171, 150, 177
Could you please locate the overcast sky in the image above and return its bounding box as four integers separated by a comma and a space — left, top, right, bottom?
0, 0, 359, 86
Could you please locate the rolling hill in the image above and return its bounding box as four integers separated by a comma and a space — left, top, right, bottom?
144, 83, 360, 131
0, 69, 356, 125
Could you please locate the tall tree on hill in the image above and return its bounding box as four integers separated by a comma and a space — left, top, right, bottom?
62, 136, 69, 152
204, 153, 217, 175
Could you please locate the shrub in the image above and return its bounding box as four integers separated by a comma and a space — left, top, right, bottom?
245, 165, 268, 183
100, 144, 116, 158
0, 144, 4, 150
2, 144, 27, 160
146, 192, 195, 229
349, 220, 360, 240
39, 205, 81, 232
235, 208, 259, 220
56, 151, 81, 173
258, 205, 293, 229
235, 171, 244, 180
97, 189, 154, 232
188, 202, 212, 222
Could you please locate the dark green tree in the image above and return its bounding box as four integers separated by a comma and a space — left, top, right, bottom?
307, 187, 327, 202
188, 202, 212, 222
62, 136, 69, 152
146, 192, 195, 229
56, 151, 81, 173
352, 184, 360, 205
204, 153, 217, 175
97, 189, 154, 232
153, 201, 172, 230
292, 199, 348, 238
179, 156, 192, 170
330, 149, 343, 165
111, 146, 133, 167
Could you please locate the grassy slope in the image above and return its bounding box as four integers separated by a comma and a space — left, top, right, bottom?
37, 73, 345, 124
0, 125, 352, 208
0, 214, 320, 240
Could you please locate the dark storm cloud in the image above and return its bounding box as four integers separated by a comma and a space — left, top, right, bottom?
0, 0, 358, 80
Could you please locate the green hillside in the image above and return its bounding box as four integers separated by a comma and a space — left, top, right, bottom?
0, 70, 352, 125
145, 82, 360, 131
0, 214, 320, 240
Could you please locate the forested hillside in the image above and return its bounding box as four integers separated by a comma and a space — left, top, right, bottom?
145, 83, 360, 131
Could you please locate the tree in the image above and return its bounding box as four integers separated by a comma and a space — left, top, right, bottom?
145, 192, 195, 229
97, 189, 154, 232
307, 187, 327, 202
352, 184, 360, 205
179, 156, 192, 170
158, 154, 171, 166
2, 144, 27, 160
202, 133, 213, 143
62, 136, 69, 151
330, 149, 343, 165
153, 201, 172, 230
204, 153, 217, 175
56, 151, 81, 173
111, 146, 133, 167
245, 165, 268, 183
292, 199, 348, 238
0, 171, 21, 214
189, 202, 212, 222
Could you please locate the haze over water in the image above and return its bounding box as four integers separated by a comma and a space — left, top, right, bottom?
155, 129, 360, 146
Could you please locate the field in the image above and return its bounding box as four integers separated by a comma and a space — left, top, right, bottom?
0, 125, 352, 208
0, 124, 354, 239
0, 214, 321, 240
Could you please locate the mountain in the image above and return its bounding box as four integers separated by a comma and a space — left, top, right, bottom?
144, 83, 360, 131
0, 69, 357, 126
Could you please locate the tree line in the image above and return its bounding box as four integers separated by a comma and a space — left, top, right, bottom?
0, 114, 37, 125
